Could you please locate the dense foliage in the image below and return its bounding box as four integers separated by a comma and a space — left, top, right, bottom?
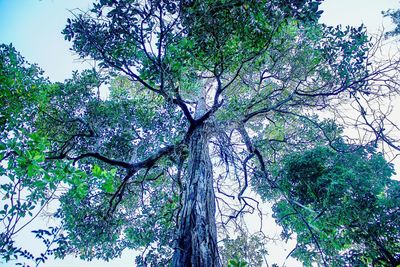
0, 44, 53, 262
264, 144, 400, 266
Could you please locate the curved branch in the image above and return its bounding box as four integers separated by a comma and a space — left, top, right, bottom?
46, 152, 132, 169
47, 144, 177, 173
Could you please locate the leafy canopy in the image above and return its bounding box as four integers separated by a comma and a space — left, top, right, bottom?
1, 0, 400, 266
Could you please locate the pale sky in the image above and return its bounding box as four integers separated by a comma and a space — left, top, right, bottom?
0, 0, 398, 266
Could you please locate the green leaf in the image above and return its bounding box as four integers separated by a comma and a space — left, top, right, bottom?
33, 153, 45, 162
101, 179, 115, 193
92, 164, 102, 177
27, 164, 37, 178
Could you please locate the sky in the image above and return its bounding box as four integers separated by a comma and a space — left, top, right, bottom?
0, 0, 93, 82
0, 0, 399, 266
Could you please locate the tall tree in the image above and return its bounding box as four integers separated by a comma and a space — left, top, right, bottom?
1, 0, 400, 266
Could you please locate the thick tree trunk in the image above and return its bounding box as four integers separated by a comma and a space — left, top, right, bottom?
172, 123, 220, 267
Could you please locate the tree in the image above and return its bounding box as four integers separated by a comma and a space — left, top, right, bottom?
265, 143, 400, 266
1, 0, 400, 266
0, 44, 54, 262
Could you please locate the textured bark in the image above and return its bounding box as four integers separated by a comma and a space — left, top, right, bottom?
172, 123, 220, 267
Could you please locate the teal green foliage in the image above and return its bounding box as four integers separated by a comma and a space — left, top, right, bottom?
37, 72, 182, 262
57, 169, 177, 264
264, 144, 400, 266
214, 22, 369, 124
0, 45, 166, 263
10, 66, 183, 264
220, 233, 268, 267
0, 44, 48, 132
251, 117, 344, 197
0, 44, 67, 263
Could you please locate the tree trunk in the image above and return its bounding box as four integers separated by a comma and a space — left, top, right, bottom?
172, 123, 220, 267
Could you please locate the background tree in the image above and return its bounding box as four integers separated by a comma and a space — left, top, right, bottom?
0, 44, 55, 262
1, 0, 400, 266
264, 142, 400, 266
